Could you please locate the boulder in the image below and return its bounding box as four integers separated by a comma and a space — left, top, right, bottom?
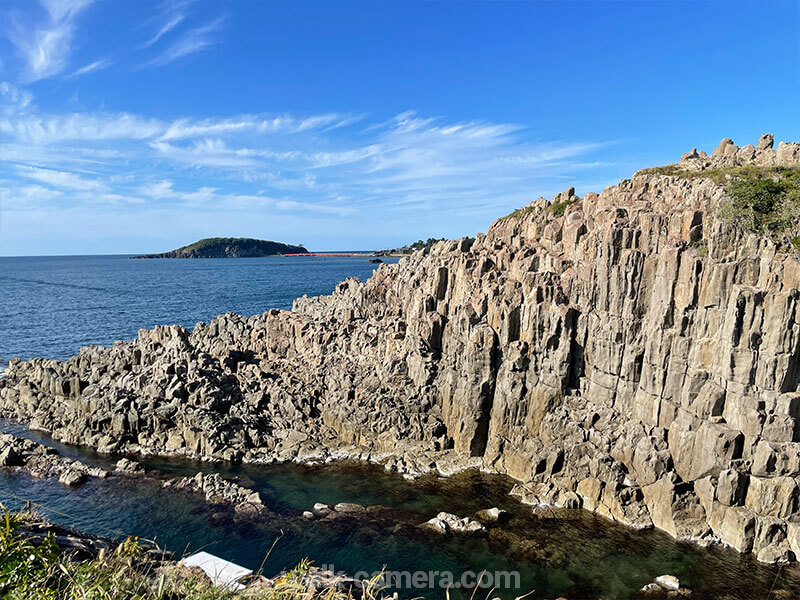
58, 469, 86, 487
475, 507, 510, 523
655, 575, 680, 591
0, 446, 22, 467
115, 458, 145, 474
423, 512, 485, 534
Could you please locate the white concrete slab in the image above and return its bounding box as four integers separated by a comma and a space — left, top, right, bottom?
182, 551, 253, 590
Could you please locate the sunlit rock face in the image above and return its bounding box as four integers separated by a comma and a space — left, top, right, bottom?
2, 135, 800, 563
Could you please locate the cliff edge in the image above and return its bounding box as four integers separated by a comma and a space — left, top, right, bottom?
2, 134, 800, 564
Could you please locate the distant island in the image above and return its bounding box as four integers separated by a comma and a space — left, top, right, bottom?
132, 237, 308, 259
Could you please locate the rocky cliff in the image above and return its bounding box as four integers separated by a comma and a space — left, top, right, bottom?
2, 134, 800, 565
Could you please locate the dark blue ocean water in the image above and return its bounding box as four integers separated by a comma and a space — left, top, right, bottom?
0, 254, 798, 599
0, 254, 398, 365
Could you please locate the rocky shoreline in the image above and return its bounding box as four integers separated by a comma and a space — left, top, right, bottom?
0, 429, 270, 515
2, 135, 800, 565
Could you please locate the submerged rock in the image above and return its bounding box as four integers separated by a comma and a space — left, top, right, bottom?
423, 512, 485, 534
333, 502, 366, 514
476, 507, 510, 524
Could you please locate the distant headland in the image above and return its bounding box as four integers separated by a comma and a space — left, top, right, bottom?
132, 237, 308, 259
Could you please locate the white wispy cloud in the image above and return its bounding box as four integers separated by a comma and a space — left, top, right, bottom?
1, 91, 620, 254
17, 165, 106, 191
138, 0, 194, 47
150, 139, 262, 168
142, 17, 225, 68
275, 199, 356, 217
40, 0, 94, 23
157, 114, 352, 141
67, 58, 113, 78
0, 81, 33, 115
1, 112, 166, 144
141, 13, 185, 49
6, 0, 95, 81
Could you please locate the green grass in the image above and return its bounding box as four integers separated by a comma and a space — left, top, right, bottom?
549, 199, 577, 218
687, 238, 708, 256
498, 205, 535, 222
0, 510, 382, 600
499, 198, 578, 222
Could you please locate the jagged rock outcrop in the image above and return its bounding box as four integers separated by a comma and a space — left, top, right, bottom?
2, 135, 799, 563
0, 432, 109, 482
163, 472, 264, 511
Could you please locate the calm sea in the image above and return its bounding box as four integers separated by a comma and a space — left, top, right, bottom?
0, 254, 398, 366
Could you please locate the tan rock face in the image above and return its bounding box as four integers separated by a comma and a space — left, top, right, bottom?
1, 134, 799, 562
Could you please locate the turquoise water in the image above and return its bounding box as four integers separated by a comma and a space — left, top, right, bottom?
1, 422, 799, 600
0, 254, 398, 364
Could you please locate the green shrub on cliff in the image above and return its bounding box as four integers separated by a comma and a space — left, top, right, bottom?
717, 166, 800, 246
548, 198, 578, 218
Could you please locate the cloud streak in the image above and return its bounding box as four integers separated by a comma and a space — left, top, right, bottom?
67, 58, 113, 78
142, 17, 225, 68
18, 165, 106, 191
5, 0, 95, 81
141, 13, 185, 49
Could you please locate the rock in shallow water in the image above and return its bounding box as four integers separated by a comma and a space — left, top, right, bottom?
58, 469, 86, 487
423, 512, 485, 534
655, 575, 680, 591
476, 507, 509, 523
115, 458, 145, 474
0, 446, 22, 467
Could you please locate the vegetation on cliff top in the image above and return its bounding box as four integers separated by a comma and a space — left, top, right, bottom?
0, 510, 379, 600
644, 164, 800, 250
499, 165, 800, 250
134, 238, 308, 259
498, 196, 579, 222
718, 167, 800, 249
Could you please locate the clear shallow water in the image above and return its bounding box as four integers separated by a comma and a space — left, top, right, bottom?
0, 254, 398, 364
1, 423, 799, 600
1, 255, 799, 599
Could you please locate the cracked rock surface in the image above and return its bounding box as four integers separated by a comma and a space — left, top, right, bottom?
2, 135, 800, 563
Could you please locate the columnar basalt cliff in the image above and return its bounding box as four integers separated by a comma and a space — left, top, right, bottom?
2, 135, 800, 564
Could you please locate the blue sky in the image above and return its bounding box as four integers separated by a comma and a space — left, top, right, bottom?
1, 0, 798, 255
